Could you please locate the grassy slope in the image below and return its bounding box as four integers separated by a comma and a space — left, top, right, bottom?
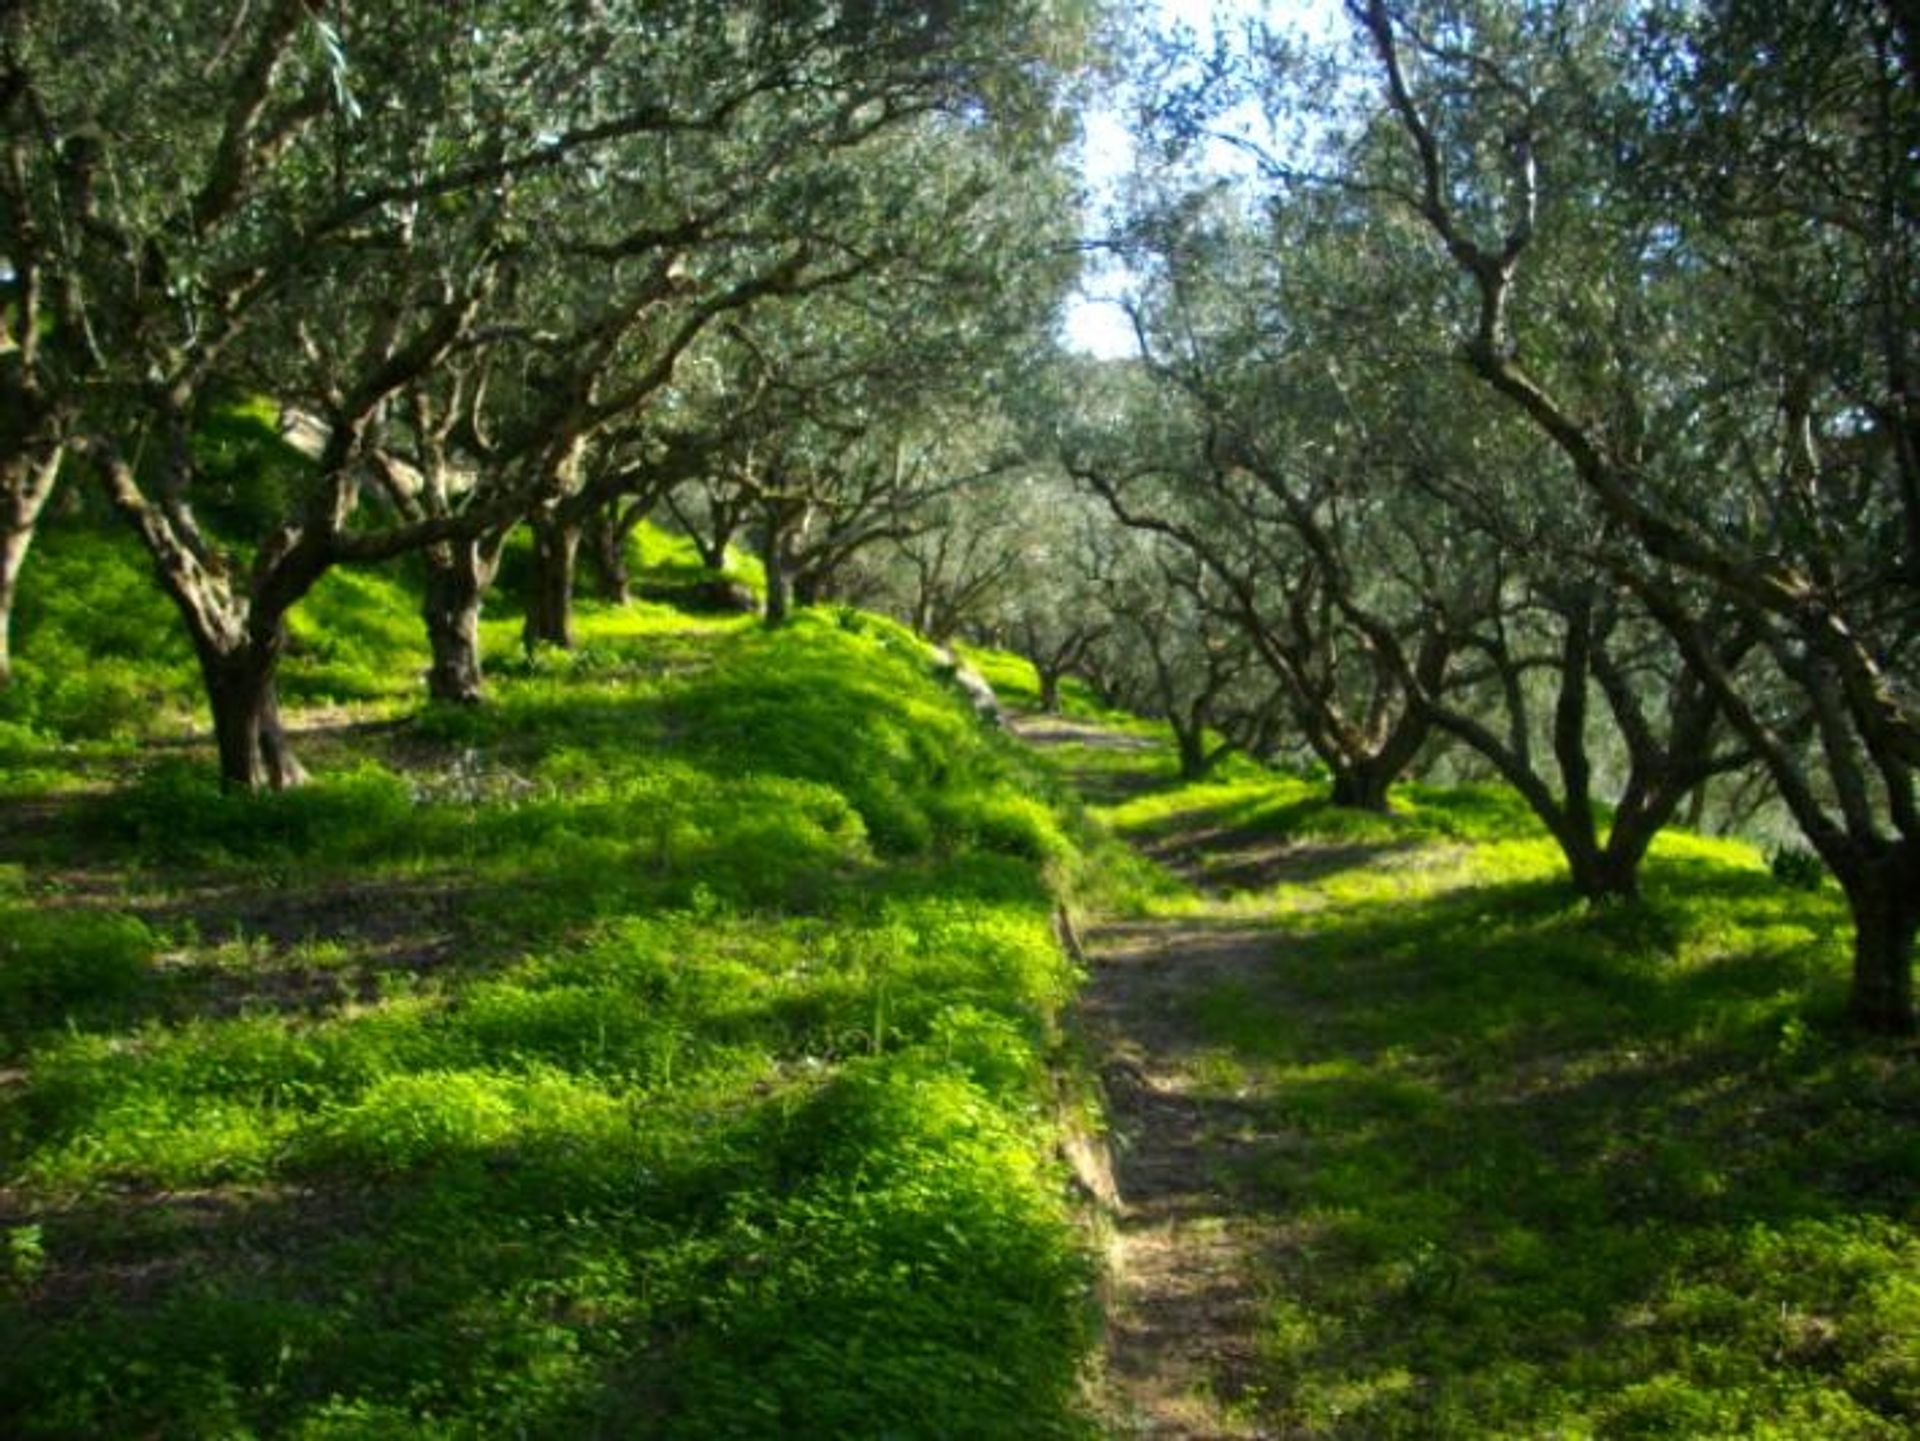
1017, 690, 1920, 1440
0, 533, 1097, 1438
7, 524, 1917, 1438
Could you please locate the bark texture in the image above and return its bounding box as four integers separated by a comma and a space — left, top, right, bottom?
423, 539, 497, 704
0, 450, 63, 688
523, 515, 582, 651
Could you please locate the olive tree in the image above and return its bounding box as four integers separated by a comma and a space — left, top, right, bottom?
1345, 0, 1920, 1027
8, 0, 1095, 780
1055, 214, 1451, 813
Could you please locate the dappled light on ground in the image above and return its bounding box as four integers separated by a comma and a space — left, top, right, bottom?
1017, 709, 1920, 1441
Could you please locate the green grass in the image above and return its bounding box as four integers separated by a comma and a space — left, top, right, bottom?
955, 645, 1157, 737
1027, 721, 1920, 1440
0, 591, 1098, 1437
9, 521, 1916, 1439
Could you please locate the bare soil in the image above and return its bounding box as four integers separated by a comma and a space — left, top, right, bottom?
1082, 918, 1292, 1438
1012, 713, 1295, 1438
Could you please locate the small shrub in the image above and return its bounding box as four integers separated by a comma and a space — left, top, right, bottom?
0, 906, 154, 1048
1770, 845, 1828, 891
103, 761, 416, 864
190, 394, 316, 539
313, 1069, 524, 1171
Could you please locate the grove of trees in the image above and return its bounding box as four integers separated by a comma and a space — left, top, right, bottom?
2, 0, 1090, 781
4, 0, 1916, 1031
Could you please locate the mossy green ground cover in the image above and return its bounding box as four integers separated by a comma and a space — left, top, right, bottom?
1040, 720, 1919, 1439
7, 525, 1918, 1438
0, 534, 1097, 1437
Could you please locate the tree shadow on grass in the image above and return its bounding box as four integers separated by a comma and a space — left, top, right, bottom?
1064, 763, 1185, 806
1173, 864, 1919, 1436
0, 1122, 766, 1438
1, 1045, 1098, 1440
1148, 830, 1409, 895
0, 875, 481, 1068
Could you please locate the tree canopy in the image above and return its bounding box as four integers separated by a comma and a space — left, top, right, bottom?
5, 0, 1916, 1032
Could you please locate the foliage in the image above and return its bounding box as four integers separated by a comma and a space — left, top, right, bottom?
2, 521, 432, 734
1771, 846, 1830, 894
189, 396, 319, 545
1, 521, 197, 738
3, 0, 1098, 785
1053, 0, 1920, 1027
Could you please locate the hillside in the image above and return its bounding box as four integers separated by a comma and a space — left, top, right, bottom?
0, 527, 1100, 1438
1019, 708, 1920, 1439
5, 4, 1916, 1434
2, 524, 1917, 1439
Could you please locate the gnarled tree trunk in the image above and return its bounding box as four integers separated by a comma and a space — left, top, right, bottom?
1328, 759, 1397, 813
1174, 722, 1217, 781
0, 521, 31, 689
1037, 667, 1064, 714
1836, 849, 1920, 1035
199, 634, 307, 791
94, 442, 317, 790
522, 513, 582, 652
584, 506, 631, 605
0, 449, 64, 689
422, 537, 500, 704
1318, 703, 1432, 814
1555, 818, 1646, 903
760, 523, 794, 629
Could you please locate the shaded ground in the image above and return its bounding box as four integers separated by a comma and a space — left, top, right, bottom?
0, 620, 1100, 1439
1081, 919, 1292, 1439
1009, 715, 1170, 806
1015, 708, 1920, 1441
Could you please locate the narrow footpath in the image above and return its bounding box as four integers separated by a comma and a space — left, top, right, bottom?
1013, 715, 1292, 1439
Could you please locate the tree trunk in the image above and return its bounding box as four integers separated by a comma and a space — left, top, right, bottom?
1175, 724, 1214, 781
523, 514, 581, 651
1839, 853, 1919, 1035
1329, 761, 1394, 813
1594, 798, 1680, 903
422, 539, 493, 704
761, 525, 793, 629
1683, 777, 1710, 832
584, 509, 631, 605
199, 636, 306, 792
1037, 668, 1063, 714
1564, 839, 1642, 903
1, 448, 63, 689
0, 520, 29, 689
90, 436, 317, 790
1322, 703, 1434, 814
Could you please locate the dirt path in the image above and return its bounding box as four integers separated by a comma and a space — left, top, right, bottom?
1012, 714, 1289, 1438
1083, 918, 1289, 1438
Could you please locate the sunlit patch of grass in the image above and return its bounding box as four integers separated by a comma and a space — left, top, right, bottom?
0, 597, 1099, 1438
956, 644, 1160, 734
1, 524, 199, 740
1105, 775, 1545, 852
282, 568, 430, 706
